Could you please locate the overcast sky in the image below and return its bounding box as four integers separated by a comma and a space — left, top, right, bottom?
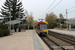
0, 0, 75, 20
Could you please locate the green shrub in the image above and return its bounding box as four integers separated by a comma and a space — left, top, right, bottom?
0, 24, 10, 37
72, 26, 75, 28
58, 24, 67, 28
0, 24, 8, 29
3, 29, 10, 36
29, 26, 33, 29
0, 29, 4, 37
61, 24, 67, 28
24, 25, 33, 30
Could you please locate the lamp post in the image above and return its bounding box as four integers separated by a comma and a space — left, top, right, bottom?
8, 3, 11, 34
66, 9, 68, 30
10, 10, 11, 34
18, 7, 20, 32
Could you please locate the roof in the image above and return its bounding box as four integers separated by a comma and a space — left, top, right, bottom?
64, 19, 75, 25
0, 17, 4, 19
37, 21, 48, 25
5, 20, 22, 25
44, 22, 48, 24
0, 20, 3, 23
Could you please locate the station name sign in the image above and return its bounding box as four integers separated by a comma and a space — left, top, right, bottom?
57, 23, 61, 25
24, 23, 29, 25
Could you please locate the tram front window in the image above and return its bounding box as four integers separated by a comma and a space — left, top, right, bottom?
40, 24, 47, 31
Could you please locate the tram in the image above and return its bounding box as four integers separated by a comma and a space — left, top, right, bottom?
36, 21, 48, 35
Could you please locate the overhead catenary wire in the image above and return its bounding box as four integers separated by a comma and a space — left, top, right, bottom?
61, 6, 75, 19
42, 0, 62, 19
68, 6, 75, 11
39, 0, 56, 19
68, 10, 75, 13
48, 0, 62, 13
61, 6, 75, 13
63, 7, 75, 20
67, 7, 75, 13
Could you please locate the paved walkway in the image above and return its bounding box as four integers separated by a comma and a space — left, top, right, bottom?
0, 30, 49, 50
49, 29, 75, 37
0, 30, 34, 50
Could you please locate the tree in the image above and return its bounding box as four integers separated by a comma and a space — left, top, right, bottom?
59, 13, 64, 23
28, 14, 34, 27
0, 0, 25, 21
59, 13, 65, 24
59, 13, 64, 19
45, 12, 57, 28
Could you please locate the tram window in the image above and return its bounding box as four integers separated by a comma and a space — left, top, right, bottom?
40, 24, 47, 29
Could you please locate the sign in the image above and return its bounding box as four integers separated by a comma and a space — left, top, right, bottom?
57, 23, 61, 25
24, 23, 29, 31
24, 23, 29, 25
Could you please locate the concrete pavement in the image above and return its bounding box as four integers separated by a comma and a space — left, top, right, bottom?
49, 29, 75, 37
0, 30, 49, 50
0, 30, 34, 50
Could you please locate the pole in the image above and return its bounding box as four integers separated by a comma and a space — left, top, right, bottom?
66, 9, 68, 30
10, 10, 11, 34
9, 3, 11, 34
24, 25, 25, 32
57, 24, 58, 30
66, 9, 67, 20
18, 8, 20, 32
28, 25, 29, 31
60, 15, 61, 29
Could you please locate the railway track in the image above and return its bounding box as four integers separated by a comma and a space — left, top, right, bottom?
39, 31, 75, 50
41, 36, 65, 50
48, 31, 75, 45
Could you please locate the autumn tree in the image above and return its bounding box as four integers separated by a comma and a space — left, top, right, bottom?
45, 12, 57, 28
0, 0, 25, 21
26, 14, 34, 29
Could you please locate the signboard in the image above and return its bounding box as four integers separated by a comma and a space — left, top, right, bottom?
24, 23, 29, 31
57, 23, 61, 25
24, 23, 29, 25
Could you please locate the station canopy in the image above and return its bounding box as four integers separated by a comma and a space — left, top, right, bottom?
5, 20, 22, 25
0, 17, 4, 19
64, 19, 75, 25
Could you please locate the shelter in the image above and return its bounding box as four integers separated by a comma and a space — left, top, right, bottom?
65, 20, 75, 25
0, 17, 4, 23
5, 20, 22, 25
5, 20, 22, 32
64, 19, 75, 31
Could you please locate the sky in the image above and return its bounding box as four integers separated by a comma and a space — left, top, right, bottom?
0, 0, 75, 21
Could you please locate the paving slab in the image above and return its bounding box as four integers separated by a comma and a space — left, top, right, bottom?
0, 30, 49, 50
0, 30, 34, 50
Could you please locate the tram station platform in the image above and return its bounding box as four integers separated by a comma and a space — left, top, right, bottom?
48, 29, 75, 37
0, 30, 49, 50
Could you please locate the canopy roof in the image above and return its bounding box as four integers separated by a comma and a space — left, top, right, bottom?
0, 17, 4, 19
64, 19, 75, 25
5, 20, 22, 25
